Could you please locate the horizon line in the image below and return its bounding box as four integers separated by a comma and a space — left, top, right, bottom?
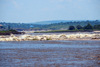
0, 19, 100, 23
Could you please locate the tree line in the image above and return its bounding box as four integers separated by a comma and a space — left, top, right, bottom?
68, 23, 100, 31
0, 20, 100, 31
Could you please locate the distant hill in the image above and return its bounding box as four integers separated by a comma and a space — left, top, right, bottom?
33, 20, 73, 25
32, 20, 98, 25
37, 20, 100, 30
0, 22, 41, 30
0, 20, 100, 30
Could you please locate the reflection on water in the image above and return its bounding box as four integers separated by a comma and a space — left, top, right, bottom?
0, 40, 100, 67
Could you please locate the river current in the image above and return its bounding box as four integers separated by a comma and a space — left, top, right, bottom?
0, 40, 100, 67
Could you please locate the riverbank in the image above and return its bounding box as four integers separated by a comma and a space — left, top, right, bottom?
0, 30, 24, 35
0, 32, 100, 41
34, 30, 94, 33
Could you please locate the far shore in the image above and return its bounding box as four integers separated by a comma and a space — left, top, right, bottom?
0, 30, 25, 35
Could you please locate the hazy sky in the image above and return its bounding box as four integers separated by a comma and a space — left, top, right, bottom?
0, 0, 100, 23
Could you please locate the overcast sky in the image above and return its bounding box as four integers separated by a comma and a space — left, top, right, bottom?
0, 0, 100, 23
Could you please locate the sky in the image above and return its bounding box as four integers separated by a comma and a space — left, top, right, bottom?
0, 0, 100, 23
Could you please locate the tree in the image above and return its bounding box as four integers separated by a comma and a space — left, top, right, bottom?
94, 25, 100, 30
8, 25, 11, 30
68, 26, 75, 30
84, 23, 93, 30
76, 25, 83, 29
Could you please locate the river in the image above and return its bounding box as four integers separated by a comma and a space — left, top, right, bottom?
0, 40, 100, 67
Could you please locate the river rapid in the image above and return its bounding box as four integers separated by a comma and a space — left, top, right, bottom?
0, 32, 100, 41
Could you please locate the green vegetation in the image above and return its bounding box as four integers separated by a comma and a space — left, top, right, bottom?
68, 26, 75, 30
0, 29, 24, 35
34, 30, 80, 33
94, 25, 100, 30
35, 23, 100, 33
0, 20, 100, 30
38, 20, 100, 30
76, 25, 83, 30
83, 23, 93, 31
0, 20, 100, 31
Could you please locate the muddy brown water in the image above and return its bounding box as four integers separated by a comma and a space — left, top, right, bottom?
0, 40, 100, 67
